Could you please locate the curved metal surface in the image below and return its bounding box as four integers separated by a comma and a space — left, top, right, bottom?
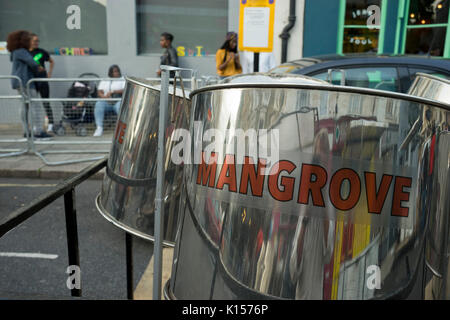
97, 76, 190, 244
408, 73, 450, 300
190, 74, 450, 112
170, 74, 450, 299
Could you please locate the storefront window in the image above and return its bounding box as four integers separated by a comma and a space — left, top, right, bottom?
345, 0, 381, 25
343, 28, 379, 53
0, 0, 108, 55
340, 0, 382, 54
404, 0, 449, 56
136, 0, 228, 56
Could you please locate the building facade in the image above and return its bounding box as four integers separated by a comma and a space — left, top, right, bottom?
303, 0, 450, 58
0, 0, 305, 82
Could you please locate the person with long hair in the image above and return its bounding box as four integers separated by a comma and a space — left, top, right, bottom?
93, 64, 125, 137
7, 30, 51, 138
216, 32, 242, 79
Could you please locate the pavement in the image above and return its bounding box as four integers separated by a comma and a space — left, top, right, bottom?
0, 131, 173, 300
0, 134, 111, 180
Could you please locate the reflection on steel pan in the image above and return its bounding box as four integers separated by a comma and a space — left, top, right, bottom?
166, 73, 450, 299
407, 73, 450, 300
95, 76, 191, 246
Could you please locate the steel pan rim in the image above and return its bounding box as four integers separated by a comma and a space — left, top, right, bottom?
95, 193, 175, 247
190, 83, 450, 112
125, 76, 190, 97
124, 76, 161, 90
414, 72, 450, 85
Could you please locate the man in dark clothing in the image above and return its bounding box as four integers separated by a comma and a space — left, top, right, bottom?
157, 32, 178, 78
29, 33, 55, 133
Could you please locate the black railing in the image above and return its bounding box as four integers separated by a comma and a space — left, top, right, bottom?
0, 157, 135, 299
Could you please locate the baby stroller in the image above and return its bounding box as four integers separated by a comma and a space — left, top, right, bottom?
54, 73, 99, 136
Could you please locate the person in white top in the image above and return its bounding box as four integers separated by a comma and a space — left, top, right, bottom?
241, 51, 276, 73
93, 65, 125, 136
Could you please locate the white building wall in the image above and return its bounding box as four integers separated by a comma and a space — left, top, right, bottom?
273, 0, 305, 65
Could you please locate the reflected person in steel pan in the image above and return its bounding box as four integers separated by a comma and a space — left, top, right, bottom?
289, 129, 335, 299
93, 65, 125, 137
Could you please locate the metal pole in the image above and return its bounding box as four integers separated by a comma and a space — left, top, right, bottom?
64, 188, 81, 297
253, 52, 260, 72
153, 65, 170, 300
126, 232, 134, 300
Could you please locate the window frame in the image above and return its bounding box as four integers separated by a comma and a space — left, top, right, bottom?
135, 0, 228, 56
337, 0, 389, 54
398, 0, 450, 57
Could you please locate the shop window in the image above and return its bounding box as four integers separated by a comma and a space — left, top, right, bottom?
338, 0, 384, 54
0, 0, 108, 55
404, 0, 449, 57
136, 0, 227, 56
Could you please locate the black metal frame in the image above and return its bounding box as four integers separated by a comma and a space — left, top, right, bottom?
0, 157, 135, 300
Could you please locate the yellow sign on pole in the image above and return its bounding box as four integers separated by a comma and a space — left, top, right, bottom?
238, 0, 275, 52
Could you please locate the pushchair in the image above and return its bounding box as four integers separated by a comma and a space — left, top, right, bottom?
54, 73, 99, 136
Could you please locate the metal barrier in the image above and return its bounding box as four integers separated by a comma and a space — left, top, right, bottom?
25, 75, 200, 166
199, 75, 221, 87
0, 72, 212, 165
25, 77, 123, 166
0, 75, 31, 158
0, 157, 137, 299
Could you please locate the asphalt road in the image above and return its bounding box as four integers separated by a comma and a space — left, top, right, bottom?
0, 178, 153, 299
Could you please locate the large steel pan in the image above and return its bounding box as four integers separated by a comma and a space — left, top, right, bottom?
95, 77, 190, 246
408, 73, 450, 300
166, 73, 450, 299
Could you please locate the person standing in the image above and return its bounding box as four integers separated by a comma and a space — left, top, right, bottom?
7, 30, 51, 138
216, 32, 242, 79
241, 51, 276, 73
93, 65, 125, 137
157, 32, 178, 77
29, 33, 55, 133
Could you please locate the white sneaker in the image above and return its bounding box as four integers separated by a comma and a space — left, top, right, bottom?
93, 127, 103, 137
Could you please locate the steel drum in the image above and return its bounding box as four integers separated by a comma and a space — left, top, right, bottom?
95, 76, 190, 246
165, 73, 450, 299
408, 73, 450, 300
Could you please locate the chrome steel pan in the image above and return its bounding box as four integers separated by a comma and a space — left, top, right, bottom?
166, 73, 450, 299
408, 73, 450, 300
96, 77, 191, 246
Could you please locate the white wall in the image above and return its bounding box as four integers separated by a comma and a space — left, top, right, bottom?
273, 0, 305, 65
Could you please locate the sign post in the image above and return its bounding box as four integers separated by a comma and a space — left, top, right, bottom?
239, 0, 275, 72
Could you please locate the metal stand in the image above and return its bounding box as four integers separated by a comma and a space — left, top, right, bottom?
126, 232, 134, 300
254, 52, 260, 72
153, 65, 193, 300
64, 188, 82, 297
